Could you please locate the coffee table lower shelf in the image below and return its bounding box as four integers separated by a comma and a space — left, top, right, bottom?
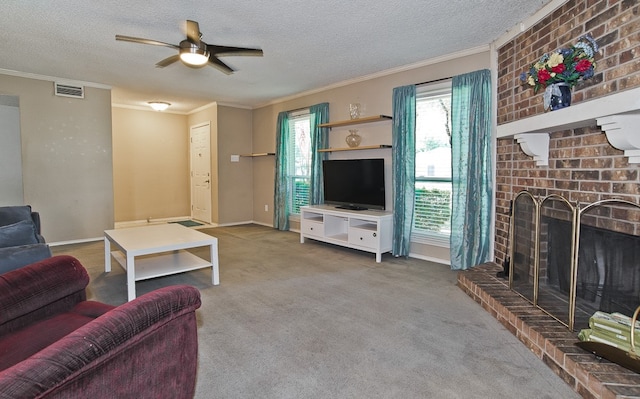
104, 224, 219, 301
110, 250, 212, 281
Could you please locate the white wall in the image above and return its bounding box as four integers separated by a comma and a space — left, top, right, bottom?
0, 74, 114, 242
0, 98, 24, 205
111, 107, 189, 223
252, 49, 491, 263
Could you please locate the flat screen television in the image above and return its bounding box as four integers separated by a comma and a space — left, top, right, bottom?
322, 158, 385, 210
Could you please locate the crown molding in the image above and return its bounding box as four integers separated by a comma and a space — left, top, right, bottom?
0, 68, 111, 90
216, 102, 252, 110
253, 45, 489, 110
188, 101, 217, 114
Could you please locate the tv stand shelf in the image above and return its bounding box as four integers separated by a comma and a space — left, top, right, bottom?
300, 205, 393, 263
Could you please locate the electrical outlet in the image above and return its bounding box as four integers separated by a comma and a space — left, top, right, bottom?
264, 204, 268, 212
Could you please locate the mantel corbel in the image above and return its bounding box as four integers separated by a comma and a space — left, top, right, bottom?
514, 133, 550, 166
597, 114, 640, 164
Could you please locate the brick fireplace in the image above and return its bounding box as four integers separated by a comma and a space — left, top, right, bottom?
508, 189, 640, 331
458, 1, 640, 398
458, 265, 640, 398
493, 0, 640, 266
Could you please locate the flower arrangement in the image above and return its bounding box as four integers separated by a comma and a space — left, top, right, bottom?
520, 34, 598, 93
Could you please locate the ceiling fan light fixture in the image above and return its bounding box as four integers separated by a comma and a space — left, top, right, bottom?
179, 41, 209, 66
148, 101, 171, 111
116, 20, 262, 73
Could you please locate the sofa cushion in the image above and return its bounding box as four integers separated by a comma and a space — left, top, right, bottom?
0, 220, 38, 249
0, 301, 115, 371
0, 244, 52, 274
0, 206, 33, 227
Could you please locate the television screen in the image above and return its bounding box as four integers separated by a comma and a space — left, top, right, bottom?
322, 158, 385, 210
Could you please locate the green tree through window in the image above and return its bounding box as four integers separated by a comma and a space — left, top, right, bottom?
287, 112, 311, 214
414, 84, 452, 239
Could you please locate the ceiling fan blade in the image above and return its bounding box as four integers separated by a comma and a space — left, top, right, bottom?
207, 45, 264, 57
186, 20, 201, 44
207, 56, 234, 75
156, 55, 180, 68
115, 35, 179, 49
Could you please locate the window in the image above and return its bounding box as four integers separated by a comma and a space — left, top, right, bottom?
413, 82, 452, 243
287, 112, 312, 215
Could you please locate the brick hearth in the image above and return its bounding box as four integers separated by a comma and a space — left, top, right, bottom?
458, 263, 640, 399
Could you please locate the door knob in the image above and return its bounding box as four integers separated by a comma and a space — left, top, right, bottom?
204, 180, 210, 183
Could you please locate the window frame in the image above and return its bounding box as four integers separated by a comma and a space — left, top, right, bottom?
286, 110, 312, 216
412, 81, 453, 247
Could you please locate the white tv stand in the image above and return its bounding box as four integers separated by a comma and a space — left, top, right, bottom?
300, 205, 393, 262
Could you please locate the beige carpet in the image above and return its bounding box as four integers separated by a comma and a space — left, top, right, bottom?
53, 224, 578, 398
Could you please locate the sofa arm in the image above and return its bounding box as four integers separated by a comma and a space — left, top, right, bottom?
30, 211, 42, 236
0, 285, 202, 399
0, 255, 88, 335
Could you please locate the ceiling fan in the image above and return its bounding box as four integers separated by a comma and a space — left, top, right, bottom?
115, 20, 263, 74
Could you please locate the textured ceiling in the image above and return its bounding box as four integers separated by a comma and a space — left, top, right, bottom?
0, 1, 553, 112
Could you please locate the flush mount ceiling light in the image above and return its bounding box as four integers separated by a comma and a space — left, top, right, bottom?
179, 40, 210, 67
148, 101, 171, 111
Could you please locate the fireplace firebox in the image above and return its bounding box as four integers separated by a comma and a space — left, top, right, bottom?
509, 190, 640, 331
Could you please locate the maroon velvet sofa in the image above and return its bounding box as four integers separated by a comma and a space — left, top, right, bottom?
0, 255, 202, 398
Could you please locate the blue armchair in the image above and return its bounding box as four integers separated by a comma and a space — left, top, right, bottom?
0, 205, 51, 274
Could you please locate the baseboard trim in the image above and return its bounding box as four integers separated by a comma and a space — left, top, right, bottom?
49, 237, 103, 247
114, 218, 275, 229
408, 252, 451, 266
214, 220, 254, 227
114, 216, 195, 229
51, 220, 275, 246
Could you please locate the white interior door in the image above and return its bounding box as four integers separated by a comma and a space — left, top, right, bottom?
190, 122, 212, 223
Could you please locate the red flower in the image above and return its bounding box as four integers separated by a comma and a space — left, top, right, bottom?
575, 59, 592, 72
537, 69, 552, 83
551, 64, 565, 74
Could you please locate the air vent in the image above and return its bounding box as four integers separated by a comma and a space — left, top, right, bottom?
54, 82, 84, 99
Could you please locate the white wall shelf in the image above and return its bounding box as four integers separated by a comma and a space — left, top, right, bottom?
497, 87, 640, 138
497, 87, 640, 165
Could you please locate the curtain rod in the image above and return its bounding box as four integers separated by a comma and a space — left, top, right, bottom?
286, 106, 311, 114
416, 76, 453, 86
281, 78, 452, 112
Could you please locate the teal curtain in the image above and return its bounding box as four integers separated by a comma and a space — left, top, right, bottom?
309, 103, 329, 204
274, 111, 290, 230
450, 69, 493, 270
391, 85, 416, 257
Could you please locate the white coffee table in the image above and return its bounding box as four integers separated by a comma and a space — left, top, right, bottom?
104, 224, 219, 301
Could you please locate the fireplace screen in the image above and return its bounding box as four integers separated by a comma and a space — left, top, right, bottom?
511, 192, 537, 305
509, 191, 640, 331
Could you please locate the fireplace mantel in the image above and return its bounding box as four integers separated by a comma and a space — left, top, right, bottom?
497, 87, 640, 165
